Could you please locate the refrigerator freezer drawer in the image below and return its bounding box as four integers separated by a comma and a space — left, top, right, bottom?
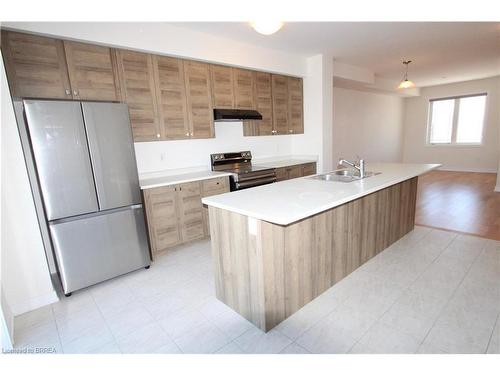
50, 205, 150, 293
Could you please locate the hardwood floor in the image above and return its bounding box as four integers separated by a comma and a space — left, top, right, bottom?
416, 170, 500, 240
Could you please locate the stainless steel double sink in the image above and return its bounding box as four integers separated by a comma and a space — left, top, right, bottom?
310, 169, 380, 183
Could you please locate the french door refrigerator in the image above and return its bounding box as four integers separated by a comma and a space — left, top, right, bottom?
23, 100, 150, 296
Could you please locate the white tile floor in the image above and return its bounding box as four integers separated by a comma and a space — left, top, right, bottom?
12, 226, 500, 354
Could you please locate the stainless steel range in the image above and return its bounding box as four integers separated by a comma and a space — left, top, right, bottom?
211, 151, 277, 191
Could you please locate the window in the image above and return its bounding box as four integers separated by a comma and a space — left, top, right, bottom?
428, 93, 487, 145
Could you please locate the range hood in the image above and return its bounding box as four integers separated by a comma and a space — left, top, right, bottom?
213, 109, 263, 122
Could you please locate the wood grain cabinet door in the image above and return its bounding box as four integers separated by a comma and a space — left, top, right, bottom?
233, 68, 255, 109
254, 72, 273, 135
201, 177, 230, 236
116, 50, 161, 141
143, 185, 181, 254
301, 162, 316, 177
210, 64, 234, 109
287, 165, 303, 179
184, 61, 214, 139
275, 167, 288, 181
177, 181, 205, 242
288, 77, 304, 134
271, 74, 289, 135
153, 55, 190, 140
63, 41, 120, 101
1, 30, 72, 99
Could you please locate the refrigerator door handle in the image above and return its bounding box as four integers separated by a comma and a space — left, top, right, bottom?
49, 204, 144, 225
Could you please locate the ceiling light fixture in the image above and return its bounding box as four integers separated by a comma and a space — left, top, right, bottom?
397, 60, 416, 89
250, 21, 284, 35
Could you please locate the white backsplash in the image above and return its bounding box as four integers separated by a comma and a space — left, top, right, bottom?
134, 121, 294, 173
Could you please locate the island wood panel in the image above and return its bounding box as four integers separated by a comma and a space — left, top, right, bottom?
184, 61, 214, 138
116, 50, 161, 141
233, 68, 255, 109
208, 177, 418, 331
1, 30, 72, 99
287, 76, 304, 134
153, 55, 190, 139
210, 64, 234, 109
63, 41, 120, 101
271, 74, 289, 134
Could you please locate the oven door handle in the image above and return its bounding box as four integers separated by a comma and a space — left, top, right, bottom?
235, 176, 277, 189
236, 171, 277, 182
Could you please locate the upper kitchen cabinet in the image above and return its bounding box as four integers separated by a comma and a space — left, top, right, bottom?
288, 76, 304, 134
63, 41, 120, 101
243, 71, 273, 136
116, 50, 161, 142
233, 68, 255, 109
153, 55, 190, 140
271, 74, 289, 135
1, 30, 72, 99
210, 64, 234, 109
184, 61, 214, 139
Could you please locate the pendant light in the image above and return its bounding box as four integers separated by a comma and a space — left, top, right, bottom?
397, 60, 416, 89
250, 21, 284, 35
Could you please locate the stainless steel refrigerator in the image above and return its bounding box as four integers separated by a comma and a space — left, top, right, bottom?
20, 100, 150, 296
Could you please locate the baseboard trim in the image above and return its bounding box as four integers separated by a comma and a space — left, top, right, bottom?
10, 290, 59, 316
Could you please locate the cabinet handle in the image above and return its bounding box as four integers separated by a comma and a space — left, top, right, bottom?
289, 129, 293, 133
156, 133, 161, 139
65, 89, 71, 96
190, 132, 194, 136
179, 187, 182, 191
73, 90, 79, 96
185, 132, 190, 137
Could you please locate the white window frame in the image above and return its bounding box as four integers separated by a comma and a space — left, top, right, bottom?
426, 93, 487, 146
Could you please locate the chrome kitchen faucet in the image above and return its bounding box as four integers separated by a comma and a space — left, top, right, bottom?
338, 157, 366, 178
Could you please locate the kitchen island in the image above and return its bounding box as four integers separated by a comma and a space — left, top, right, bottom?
202, 163, 440, 331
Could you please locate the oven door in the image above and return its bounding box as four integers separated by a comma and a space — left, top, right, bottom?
232, 170, 277, 190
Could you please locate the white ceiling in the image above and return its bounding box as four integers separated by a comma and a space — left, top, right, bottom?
175, 22, 500, 87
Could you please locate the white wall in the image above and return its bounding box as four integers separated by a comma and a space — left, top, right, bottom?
332, 87, 405, 164
402, 76, 500, 173
291, 54, 334, 172
1, 55, 58, 316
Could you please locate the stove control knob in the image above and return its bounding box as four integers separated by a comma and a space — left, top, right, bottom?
214, 155, 219, 160
220, 155, 224, 159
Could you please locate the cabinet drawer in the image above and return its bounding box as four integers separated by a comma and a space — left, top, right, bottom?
202, 177, 229, 196
301, 163, 317, 177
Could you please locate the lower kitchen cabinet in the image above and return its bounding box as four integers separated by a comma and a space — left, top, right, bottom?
143, 176, 229, 257
275, 162, 317, 181
201, 177, 230, 236
143, 185, 182, 252
176, 181, 205, 242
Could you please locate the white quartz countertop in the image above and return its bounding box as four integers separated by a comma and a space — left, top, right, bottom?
140, 169, 234, 190
202, 163, 440, 225
253, 158, 317, 169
